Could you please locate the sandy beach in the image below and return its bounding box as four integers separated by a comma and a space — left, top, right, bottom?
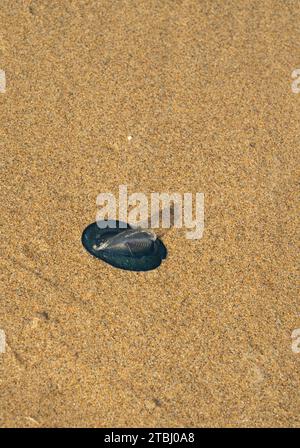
0, 0, 299, 427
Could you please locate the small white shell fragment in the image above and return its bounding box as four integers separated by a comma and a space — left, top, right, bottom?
0, 69, 6, 93
127, 135, 133, 141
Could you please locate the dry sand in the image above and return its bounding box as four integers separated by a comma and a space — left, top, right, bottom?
0, 0, 299, 427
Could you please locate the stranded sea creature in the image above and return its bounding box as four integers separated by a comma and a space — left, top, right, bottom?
81, 220, 167, 271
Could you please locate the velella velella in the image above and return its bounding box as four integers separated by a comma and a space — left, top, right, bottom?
81, 220, 167, 271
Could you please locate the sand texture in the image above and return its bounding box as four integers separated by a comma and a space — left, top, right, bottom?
0, 0, 299, 427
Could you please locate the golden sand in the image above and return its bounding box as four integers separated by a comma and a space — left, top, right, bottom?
0, 0, 299, 427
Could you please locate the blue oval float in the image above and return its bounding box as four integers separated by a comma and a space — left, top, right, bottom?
81, 221, 167, 271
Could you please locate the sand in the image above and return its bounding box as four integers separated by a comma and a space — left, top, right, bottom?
0, 0, 299, 428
